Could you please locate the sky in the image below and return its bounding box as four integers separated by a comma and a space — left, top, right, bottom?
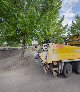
60, 0, 80, 26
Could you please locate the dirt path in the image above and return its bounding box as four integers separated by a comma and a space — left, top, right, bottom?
0, 48, 35, 72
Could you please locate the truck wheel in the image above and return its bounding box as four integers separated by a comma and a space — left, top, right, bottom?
76, 62, 80, 74
63, 63, 72, 78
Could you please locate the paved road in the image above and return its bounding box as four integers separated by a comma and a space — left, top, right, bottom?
0, 61, 80, 92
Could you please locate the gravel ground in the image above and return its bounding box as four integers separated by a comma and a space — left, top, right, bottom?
0, 48, 80, 92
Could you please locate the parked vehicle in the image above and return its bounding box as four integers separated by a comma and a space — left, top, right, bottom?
38, 35, 80, 77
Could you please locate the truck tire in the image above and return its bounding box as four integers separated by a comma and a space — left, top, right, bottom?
76, 62, 80, 74
63, 63, 72, 78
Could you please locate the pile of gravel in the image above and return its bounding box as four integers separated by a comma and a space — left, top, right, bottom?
0, 47, 21, 60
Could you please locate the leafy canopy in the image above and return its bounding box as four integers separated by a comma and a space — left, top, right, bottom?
0, 0, 65, 46
68, 15, 80, 35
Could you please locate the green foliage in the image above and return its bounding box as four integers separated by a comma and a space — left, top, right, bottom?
68, 15, 80, 35
0, 0, 65, 46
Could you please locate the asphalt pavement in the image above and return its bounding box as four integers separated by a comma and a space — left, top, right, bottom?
0, 62, 80, 92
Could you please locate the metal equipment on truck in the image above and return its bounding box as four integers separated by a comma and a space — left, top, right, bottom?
38, 35, 80, 77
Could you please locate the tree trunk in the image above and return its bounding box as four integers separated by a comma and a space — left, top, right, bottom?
21, 34, 26, 59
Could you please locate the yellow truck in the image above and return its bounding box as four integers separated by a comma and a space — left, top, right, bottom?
38, 35, 80, 77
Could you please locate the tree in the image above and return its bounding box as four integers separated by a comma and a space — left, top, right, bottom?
68, 15, 80, 35
0, 0, 65, 58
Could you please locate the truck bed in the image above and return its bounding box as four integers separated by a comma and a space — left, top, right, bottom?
40, 43, 80, 63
